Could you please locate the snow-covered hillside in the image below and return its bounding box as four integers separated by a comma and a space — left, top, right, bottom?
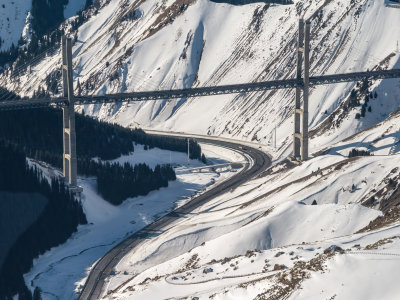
101, 148, 400, 299
2, 0, 399, 161
0, 0, 31, 51
0, 0, 86, 52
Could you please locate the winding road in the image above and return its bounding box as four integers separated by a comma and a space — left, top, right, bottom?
78, 136, 271, 299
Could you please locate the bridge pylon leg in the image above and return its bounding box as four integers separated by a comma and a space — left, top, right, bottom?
293, 19, 304, 160
62, 36, 78, 187
293, 19, 310, 161
302, 20, 311, 161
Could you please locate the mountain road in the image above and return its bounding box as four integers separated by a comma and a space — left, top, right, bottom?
78, 136, 271, 299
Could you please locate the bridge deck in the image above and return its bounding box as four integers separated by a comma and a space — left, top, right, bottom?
0, 69, 399, 111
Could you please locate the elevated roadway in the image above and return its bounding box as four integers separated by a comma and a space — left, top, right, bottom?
1, 69, 399, 111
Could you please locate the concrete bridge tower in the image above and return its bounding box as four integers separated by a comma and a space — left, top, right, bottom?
293, 19, 311, 161
62, 37, 78, 187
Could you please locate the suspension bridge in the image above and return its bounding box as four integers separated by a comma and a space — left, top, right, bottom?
0, 19, 399, 190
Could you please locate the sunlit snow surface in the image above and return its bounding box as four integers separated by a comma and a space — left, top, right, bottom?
0, 0, 86, 52
23, 144, 242, 299
102, 153, 400, 300
0, 0, 31, 51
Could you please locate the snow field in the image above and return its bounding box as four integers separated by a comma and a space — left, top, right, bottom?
0, 0, 89, 52
105, 223, 400, 300
101, 151, 400, 298
0, 0, 31, 52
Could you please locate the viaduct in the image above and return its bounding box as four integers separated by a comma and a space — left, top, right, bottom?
0, 20, 399, 191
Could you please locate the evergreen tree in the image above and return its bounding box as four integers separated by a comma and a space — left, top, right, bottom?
361, 105, 366, 117
85, 0, 93, 9
31, 0, 68, 36
33, 287, 42, 300
0, 142, 87, 298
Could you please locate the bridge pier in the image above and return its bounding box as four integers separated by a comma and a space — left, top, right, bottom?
62, 37, 78, 188
293, 19, 311, 161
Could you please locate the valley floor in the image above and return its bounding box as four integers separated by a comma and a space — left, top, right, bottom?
23, 144, 242, 299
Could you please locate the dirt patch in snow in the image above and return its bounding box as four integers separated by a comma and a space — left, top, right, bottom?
357, 168, 400, 232
357, 207, 400, 234
364, 236, 399, 250
253, 246, 341, 299
178, 253, 200, 273
141, 0, 196, 41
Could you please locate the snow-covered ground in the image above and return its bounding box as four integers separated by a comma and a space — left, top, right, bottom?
0, 0, 31, 51
23, 143, 242, 298
110, 142, 243, 169
0, 0, 87, 52
106, 225, 400, 300
100, 151, 400, 299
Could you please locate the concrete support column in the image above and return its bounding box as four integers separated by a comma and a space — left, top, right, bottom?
292, 19, 311, 161
302, 20, 311, 161
294, 19, 304, 159
62, 36, 77, 187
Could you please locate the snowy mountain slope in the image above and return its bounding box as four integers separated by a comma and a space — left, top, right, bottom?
0, 0, 87, 52
1, 0, 399, 161
106, 223, 400, 300
308, 76, 400, 160
100, 150, 400, 299
0, 0, 31, 51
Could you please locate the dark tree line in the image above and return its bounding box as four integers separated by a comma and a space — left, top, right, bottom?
31, 0, 93, 38
31, 0, 68, 36
0, 108, 204, 167
0, 99, 200, 297
0, 106, 207, 206
0, 21, 63, 71
348, 148, 371, 158
82, 161, 177, 205
132, 130, 203, 160
0, 141, 87, 300
0, 86, 20, 101
345, 79, 378, 120
0, 43, 18, 70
